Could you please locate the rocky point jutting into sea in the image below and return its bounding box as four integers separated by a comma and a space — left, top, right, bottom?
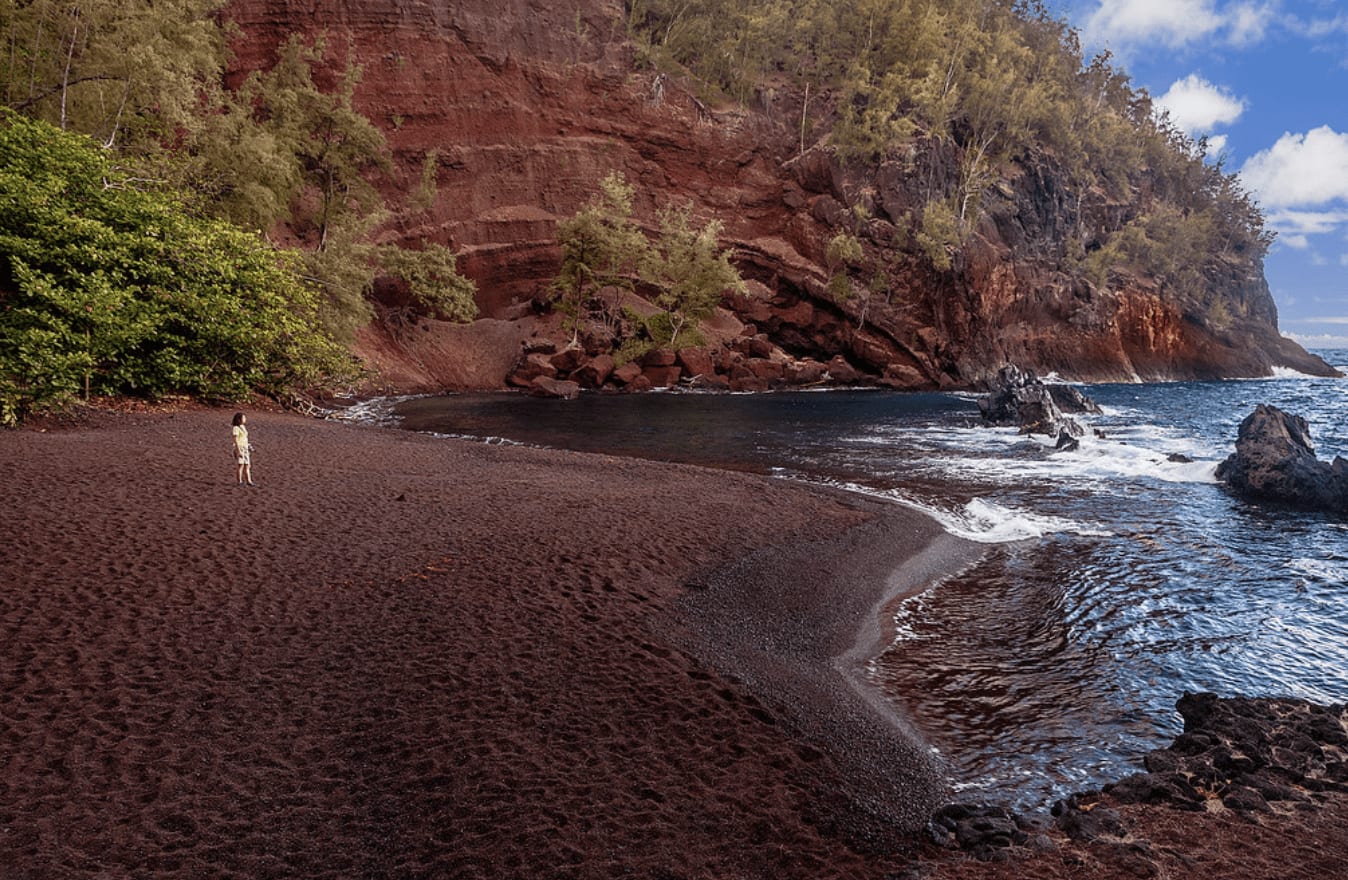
223, 0, 1337, 397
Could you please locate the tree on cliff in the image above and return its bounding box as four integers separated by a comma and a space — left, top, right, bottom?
0, 0, 230, 154
218, 35, 481, 341
553, 172, 650, 339
628, 0, 1272, 306
644, 204, 746, 347
553, 172, 745, 352
2, 12, 478, 349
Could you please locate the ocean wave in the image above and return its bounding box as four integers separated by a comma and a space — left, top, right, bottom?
1268, 365, 1340, 380
327, 395, 419, 426
1287, 556, 1348, 583
793, 476, 1111, 543
897, 425, 1221, 488
422, 431, 522, 446
927, 498, 1113, 543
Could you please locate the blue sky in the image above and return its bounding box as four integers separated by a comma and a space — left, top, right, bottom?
1050, 0, 1348, 349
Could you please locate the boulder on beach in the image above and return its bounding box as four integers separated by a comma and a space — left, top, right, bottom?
1048, 383, 1103, 416
571, 353, 615, 388
1215, 404, 1348, 513
528, 376, 581, 399
978, 365, 1096, 439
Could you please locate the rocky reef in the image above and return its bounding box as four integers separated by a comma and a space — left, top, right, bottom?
929, 692, 1348, 871
220, 0, 1339, 394
1107, 693, 1348, 814
1216, 404, 1348, 513
976, 364, 1101, 443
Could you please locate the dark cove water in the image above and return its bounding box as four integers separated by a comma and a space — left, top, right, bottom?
385, 351, 1348, 810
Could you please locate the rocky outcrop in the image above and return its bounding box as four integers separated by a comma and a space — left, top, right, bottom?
1215, 404, 1348, 512
221, 0, 1342, 393
504, 329, 839, 394
528, 376, 581, 399
1107, 692, 1348, 813
930, 692, 1348, 867
977, 365, 1098, 439
928, 803, 1055, 862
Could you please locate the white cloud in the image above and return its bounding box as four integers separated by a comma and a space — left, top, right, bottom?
1262, 209, 1348, 251
1240, 127, 1348, 208
1154, 75, 1245, 134
1264, 208, 1348, 235
1205, 134, 1230, 155
1297, 14, 1348, 39
1226, 2, 1274, 45
1085, 0, 1222, 47
1083, 0, 1275, 49
1283, 331, 1348, 350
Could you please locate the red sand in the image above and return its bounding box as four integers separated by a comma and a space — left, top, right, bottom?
3, 408, 1344, 879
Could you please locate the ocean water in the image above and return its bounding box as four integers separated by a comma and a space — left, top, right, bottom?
387, 350, 1348, 811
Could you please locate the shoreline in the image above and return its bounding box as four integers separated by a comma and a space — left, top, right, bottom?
6, 406, 1344, 878
672, 493, 988, 842
1, 407, 980, 878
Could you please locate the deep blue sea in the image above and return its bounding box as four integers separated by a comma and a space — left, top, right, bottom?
380, 349, 1348, 811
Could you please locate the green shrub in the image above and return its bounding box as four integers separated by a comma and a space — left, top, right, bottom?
915, 199, 960, 271
378, 242, 478, 323
0, 110, 350, 424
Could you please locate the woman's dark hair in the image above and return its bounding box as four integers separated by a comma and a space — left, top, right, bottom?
232, 412, 245, 426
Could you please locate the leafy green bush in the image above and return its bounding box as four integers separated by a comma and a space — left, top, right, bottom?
915, 199, 960, 272
378, 242, 479, 323
613, 309, 707, 366
644, 204, 744, 347
554, 173, 744, 353
0, 110, 350, 424
1081, 205, 1215, 300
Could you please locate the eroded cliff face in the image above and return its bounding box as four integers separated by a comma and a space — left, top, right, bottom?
223, 0, 1337, 392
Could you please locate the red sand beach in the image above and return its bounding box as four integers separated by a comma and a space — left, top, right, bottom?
3, 407, 1345, 879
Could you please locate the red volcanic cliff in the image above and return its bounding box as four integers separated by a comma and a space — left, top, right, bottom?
223, 0, 1337, 392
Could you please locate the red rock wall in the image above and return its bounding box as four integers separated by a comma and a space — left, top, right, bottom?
222, 0, 1338, 390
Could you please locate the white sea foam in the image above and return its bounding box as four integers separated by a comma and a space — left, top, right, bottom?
898, 423, 1222, 488
1287, 557, 1348, 583
423, 431, 521, 446
1268, 365, 1337, 380
930, 498, 1113, 543
797, 476, 1111, 543
328, 395, 417, 425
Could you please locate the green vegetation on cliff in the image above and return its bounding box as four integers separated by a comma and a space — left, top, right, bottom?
628, 0, 1272, 300
553, 172, 745, 360
0, 4, 476, 418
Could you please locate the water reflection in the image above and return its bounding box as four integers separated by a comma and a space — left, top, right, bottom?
392, 379, 1348, 811
872, 539, 1158, 807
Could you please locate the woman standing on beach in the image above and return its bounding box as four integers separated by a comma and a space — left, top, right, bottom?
232, 413, 256, 486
